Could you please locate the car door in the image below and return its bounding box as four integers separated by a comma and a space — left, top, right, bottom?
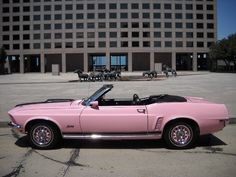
80, 105, 148, 133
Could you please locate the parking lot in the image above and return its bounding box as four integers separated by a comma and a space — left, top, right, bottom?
0, 72, 236, 177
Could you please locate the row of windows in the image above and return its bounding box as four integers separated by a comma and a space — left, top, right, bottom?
1, 13, 215, 22
2, 22, 215, 31
2, 32, 215, 40
1, 3, 214, 12
2, 41, 214, 50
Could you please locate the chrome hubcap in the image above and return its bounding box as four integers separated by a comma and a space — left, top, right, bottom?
32, 126, 53, 146
170, 125, 192, 146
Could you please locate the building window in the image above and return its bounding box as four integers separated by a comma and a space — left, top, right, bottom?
131, 3, 139, 9
65, 33, 73, 39
76, 13, 83, 19
109, 3, 117, 9
76, 4, 83, 10
175, 4, 182, 10
182, 39, 190, 50
87, 13, 95, 19
165, 22, 172, 28
44, 24, 51, 30
12, 25, 19, 31
23, 34, 30, 40
121, 41, 128, 47
132, 41, 139, 47
186, 4, 193, 10
207, 23, 214, 29
3, 35, 9, 41
143, 32, 150, 38
34, 15, 41, 21
154, 41, 161, 47
197, 32, 204, 38
164, 4, 172, 10
66, 42, 73, 48
143, 13, 150, 19
12, 7, 19, 13
142, 3, 150, 9
143, 22, 150, 28
2, 45, 9, 50
154, 13, 161, 19
154, 32, 161, 38
197, 42, 204, 48
87, 23, 95, 29
132, 13, 139, 19
87, 4, 95, 10
196, 4, 203, 10
207, 14, 214, 19
87, 32, 95, 38
33, 24, 40, 30
23, 6, 30, 12
76, 23, 84, 29
110, 41, 117, 48
54, 24, 62, 29
120, 13, 128, 19
76, 42, 84, 48
132, 32, 139, 38
54, 5, 62, 11
196, 14, 204, 19
23, 43, 30, 49
98, 23, 106, 28
13, 44, 20, 50
23, 16, 30, 21
66, 14, 73, 20
132, 22, 139, 28
154, 22, 161, 28
109, 22, 117, 28
87, 42, 95, 48
98, 3, 106, 9
165, 41, 172, 47
13, 35, 20, 40
55, 43, 62, 48
65, 4, 73, 10
176, 32, 183, 38
2, 16, 9, 22
165, 13, 172, 19
98, 13, 106, 19
44, 33, 51, 39
121, 32, 128, 38
120, 3, 128, 9
143, 41, 150, 47
44, 5, 51, 11
207, 5, 214, 10
110, 32, 117, 38
109, 13, 117, 19
98, 32, 106, 38
98, 42, 106, 48
197, 23, 204, 29
153, 3, 161, 9
207, 33, 214, 38
176, 41, 183, 47
175, 13, 182, 19
165, 32, 172, 38
186, 32, 193, 38
23, 25, 30, 31
121, 22, 128, 28
186, 13, 193, 19
54, 33, 62, 39
13, 16, 20, 22
44, 15, 51, 20
33, 34, 41, 39
33, 43, 40, 49
55, 14, 62, 20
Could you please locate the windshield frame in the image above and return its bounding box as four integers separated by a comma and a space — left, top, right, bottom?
82, 84, 113, 106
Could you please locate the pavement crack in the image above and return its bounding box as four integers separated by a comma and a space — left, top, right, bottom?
2, 149, 33, 177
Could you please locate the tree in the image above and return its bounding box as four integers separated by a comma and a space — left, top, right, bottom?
0, 46, 7, 74
209, 33, 236, 72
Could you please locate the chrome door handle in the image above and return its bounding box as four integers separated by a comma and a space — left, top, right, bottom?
137, 109, 146, 114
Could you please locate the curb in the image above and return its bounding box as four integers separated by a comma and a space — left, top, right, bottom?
1, 118, 236, 128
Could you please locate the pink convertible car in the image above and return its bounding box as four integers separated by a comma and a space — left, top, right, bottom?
8, 84, 229, 149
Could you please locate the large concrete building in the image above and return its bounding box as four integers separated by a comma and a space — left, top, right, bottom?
0, 0, 217, 73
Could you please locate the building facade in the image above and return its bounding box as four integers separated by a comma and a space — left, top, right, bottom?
0, 0, 217, 73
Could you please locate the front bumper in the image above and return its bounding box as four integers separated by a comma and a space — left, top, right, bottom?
8, 122, 24, 133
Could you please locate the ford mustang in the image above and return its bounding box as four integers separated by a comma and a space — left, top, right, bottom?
8, 84, 229, 149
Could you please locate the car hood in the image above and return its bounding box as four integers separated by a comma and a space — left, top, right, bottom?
9, 100, 83, 114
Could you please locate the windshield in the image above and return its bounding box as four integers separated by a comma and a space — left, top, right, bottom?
82, 85, 113, 106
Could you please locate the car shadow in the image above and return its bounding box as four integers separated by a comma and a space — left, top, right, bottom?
15, 134, 227, 150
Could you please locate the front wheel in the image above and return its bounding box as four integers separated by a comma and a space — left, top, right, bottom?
164, 122, 197, 149
29, 123, 60, 149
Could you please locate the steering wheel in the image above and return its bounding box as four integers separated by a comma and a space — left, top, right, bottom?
133, 94, 141, 105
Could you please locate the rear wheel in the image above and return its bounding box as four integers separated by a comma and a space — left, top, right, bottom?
29, 122, 60, 149
164, 121, 197, 149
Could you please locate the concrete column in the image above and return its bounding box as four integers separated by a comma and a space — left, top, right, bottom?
20, 53, 24, 73
172, 52, 176, 70
193, 52, 197, 71
106, 52, 110, 70
128, 52, 132, 72
84, 52, 88, 72
62, 52, 66, 73
150, 52, 154, 71
40, 53, 45, 73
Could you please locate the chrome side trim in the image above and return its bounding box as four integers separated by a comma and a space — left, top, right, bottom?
8, 122, 21, 129
62, 133, 162, 140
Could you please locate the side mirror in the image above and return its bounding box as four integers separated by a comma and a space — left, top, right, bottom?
89, 101, 99, 109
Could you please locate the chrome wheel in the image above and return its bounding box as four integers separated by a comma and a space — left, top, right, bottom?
32, 125, 53, 147
169, 124, 192, 147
